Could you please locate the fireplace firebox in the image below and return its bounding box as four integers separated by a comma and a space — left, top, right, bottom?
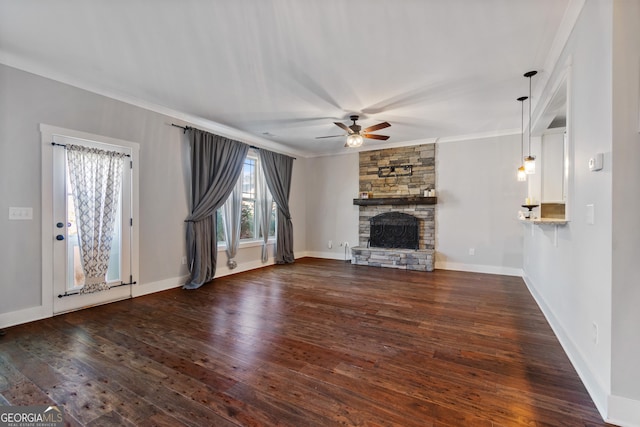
369, 212, 419, 250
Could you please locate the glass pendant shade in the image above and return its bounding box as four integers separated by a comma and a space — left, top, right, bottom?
516, 96, 528, 182
346, 133, 364, 148
524, 156, 536, 174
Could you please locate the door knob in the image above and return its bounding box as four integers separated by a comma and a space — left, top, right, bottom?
56, 222, 64, 228
56, 235, 65, 241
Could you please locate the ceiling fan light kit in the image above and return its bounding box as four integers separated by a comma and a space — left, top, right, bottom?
317, 115, 391, 148
346, 133, 364, 147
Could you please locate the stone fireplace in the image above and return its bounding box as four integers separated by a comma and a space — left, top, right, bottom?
351, 144, 436, 271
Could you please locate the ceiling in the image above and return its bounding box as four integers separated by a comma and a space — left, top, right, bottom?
0, 0, 574, 157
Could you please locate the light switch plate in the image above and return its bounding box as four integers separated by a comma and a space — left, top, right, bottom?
586, 204, 595, 225
9, 207, 33, 220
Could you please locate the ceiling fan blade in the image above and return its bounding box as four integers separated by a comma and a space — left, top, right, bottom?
315, 135, 345, 139
334, 122, 353, 134
363, 122, 391, 133
364, 134, 390, 141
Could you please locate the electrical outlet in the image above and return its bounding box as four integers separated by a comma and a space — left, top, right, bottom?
181, 256, 187, 265
328, 240, 333, 249
468, 248, 475, 256
592, 322, 598, 344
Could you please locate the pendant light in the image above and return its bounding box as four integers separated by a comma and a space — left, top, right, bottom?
517, 96, 528, 181
524, 70, 538, 174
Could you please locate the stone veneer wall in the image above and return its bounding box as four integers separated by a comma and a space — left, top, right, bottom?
358, 144, 436, 249
353, 144, 436, 271
359, 144, 435, 196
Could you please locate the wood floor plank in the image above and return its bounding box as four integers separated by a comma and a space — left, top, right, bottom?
0, 258, 611, 426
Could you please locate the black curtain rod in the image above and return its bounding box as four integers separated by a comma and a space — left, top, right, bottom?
172, 123, 296, 159
57, 280, 136, 298
51, 142, 131, 158
172, 123, 259, 150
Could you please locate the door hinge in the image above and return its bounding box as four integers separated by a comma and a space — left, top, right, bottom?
130, 218, 133, 227
130, 275, 133, 283
130, 160, 133, 169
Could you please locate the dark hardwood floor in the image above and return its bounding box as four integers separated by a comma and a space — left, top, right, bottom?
0, 258, 609, 426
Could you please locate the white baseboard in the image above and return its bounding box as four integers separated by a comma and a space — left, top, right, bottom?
522, 274, 609, 422
0, 304, 52, 329
302, 255, 525, 276
435, 261, 523, 277
304, 251, 352, 261
607, 394, 640, 427
131, 275, 189, 297
214, 258, 275, 278
136, 260, 278, 293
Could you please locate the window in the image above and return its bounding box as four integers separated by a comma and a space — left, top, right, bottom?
217, 153, 276, 244
241, 157, 256, 239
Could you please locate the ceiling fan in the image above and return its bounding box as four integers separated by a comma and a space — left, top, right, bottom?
316, 115, 391, 147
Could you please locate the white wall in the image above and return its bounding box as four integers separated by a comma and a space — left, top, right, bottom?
0, 64, 307, 326
521, 1, 640, 422
610, 0, 640, 422
0, 63, 189, 318
436, 134, 525, 275
304, 140, 524, 276
305, 153, 360, 259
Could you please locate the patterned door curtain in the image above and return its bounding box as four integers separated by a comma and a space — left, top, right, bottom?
66, 144, 126, 294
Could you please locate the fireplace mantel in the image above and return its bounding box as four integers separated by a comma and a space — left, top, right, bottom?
353, 196, 437, 206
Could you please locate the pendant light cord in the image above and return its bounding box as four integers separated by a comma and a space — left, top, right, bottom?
521, 99, 525, 159
523, 70, 537, 156
528, 75, 532, 155
517, 96, 527, 161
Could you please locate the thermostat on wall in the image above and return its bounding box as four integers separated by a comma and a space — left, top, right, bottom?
588, 153, 603, 171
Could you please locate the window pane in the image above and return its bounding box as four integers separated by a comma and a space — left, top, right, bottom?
241, 200, 255, 239
269, 202, 276, 237
217, 155, 277, 245
242, 158, 255, 199
216, 210, 225, 242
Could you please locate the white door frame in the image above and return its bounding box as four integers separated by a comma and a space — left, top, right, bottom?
41, 124, 139, 315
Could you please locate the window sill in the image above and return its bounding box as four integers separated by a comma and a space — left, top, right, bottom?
217, 239, 275, 251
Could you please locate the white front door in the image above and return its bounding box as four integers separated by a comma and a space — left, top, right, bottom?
50, 133, 134, 314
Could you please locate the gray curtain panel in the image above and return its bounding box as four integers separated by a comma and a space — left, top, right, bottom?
222, 177, 243, 269
259, 149, 295, 264
184, 129, 249, 289
255, 160, 274, 262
